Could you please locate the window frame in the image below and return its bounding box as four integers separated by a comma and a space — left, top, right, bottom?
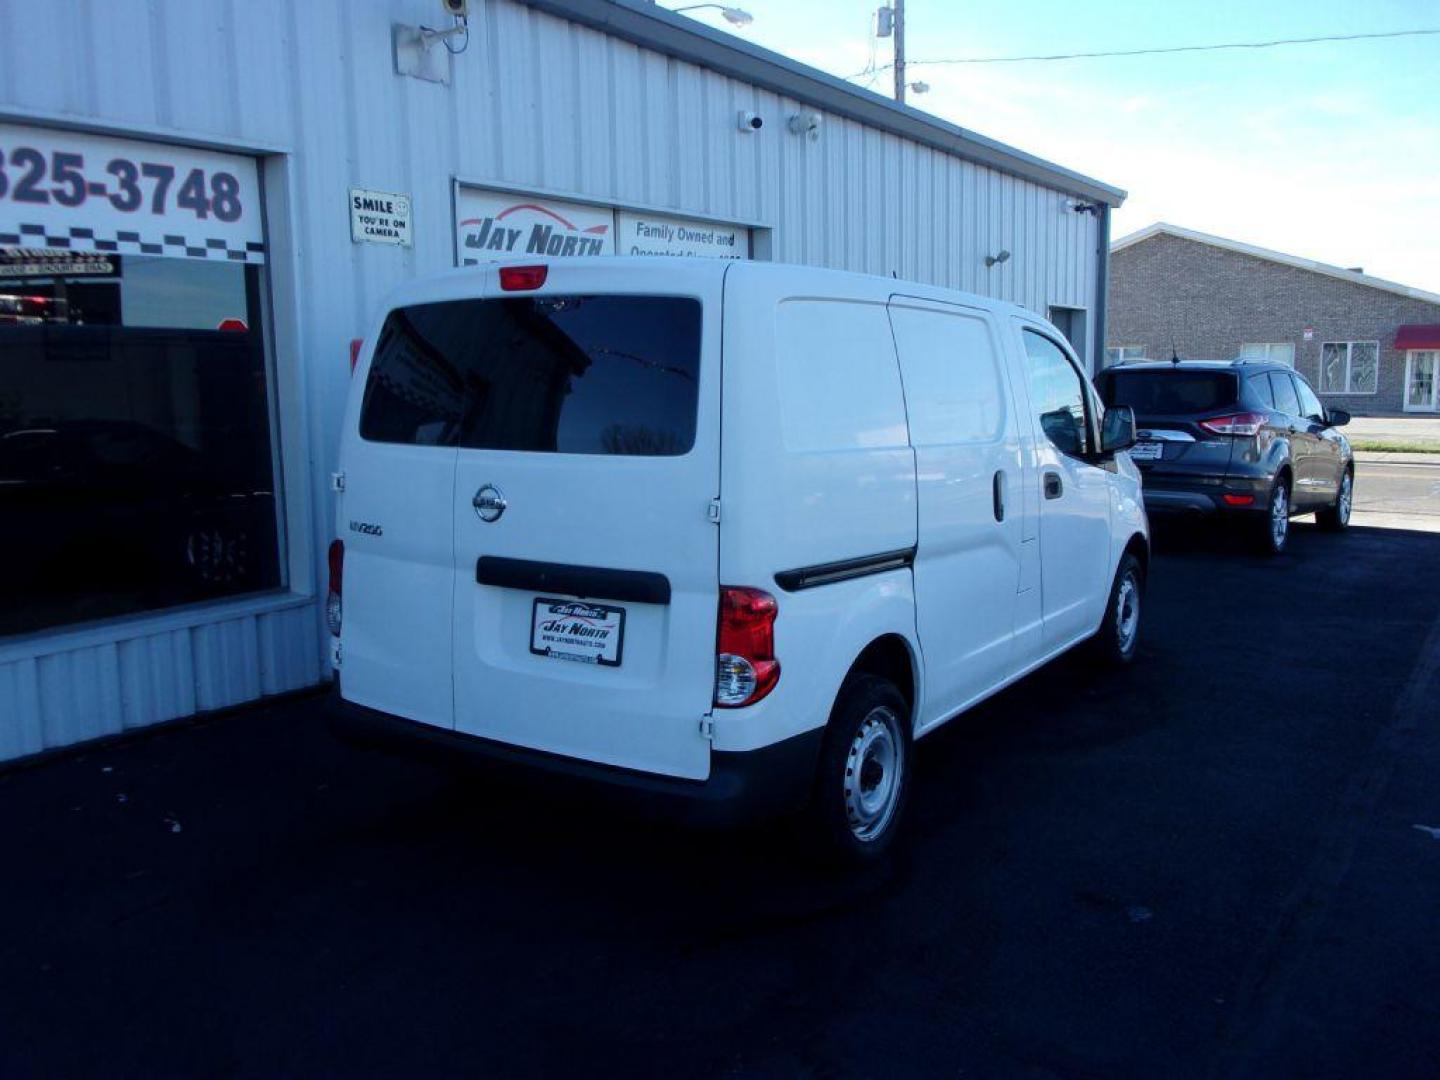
1403, 349, 1439, 412
1105, 345, 1146, 366
1023, 326, 1098, 461
1240, 342, 1295, 367
1319, 340, 1380, 395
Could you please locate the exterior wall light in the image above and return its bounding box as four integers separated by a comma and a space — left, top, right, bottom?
985, 250, 1011, 268
674, 4, 755, 26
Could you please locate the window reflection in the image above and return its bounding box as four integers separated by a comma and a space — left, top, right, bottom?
0, 251, 281, 636
1023, 330, 1090, 457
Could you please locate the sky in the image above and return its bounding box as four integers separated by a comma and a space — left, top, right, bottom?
665, 0, 1440, 292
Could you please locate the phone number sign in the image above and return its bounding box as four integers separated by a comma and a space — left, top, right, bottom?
0, 122, 264, 263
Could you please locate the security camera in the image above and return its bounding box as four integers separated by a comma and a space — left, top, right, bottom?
737, 111, 763, 133
441, 0, 469, 16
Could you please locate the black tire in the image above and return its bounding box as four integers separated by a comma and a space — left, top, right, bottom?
802, 674, 912, 865
1252, 475, 1291, 556
1317, 466, 1353, 532
1090, 552, 1144, 666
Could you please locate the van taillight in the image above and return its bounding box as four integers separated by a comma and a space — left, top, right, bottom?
499, 265, 548, 291
1199, 411, 1267, 436
714, 587, 779, 708
326, 539, 344, 637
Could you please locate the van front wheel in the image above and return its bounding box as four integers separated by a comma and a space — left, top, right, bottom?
1090, 552, 1144, 666
803, 674, 912, 864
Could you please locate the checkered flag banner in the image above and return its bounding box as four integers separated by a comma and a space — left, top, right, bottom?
0, 224, 265, 264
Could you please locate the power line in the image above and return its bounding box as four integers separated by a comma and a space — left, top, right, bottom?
847, 27, 1440, 76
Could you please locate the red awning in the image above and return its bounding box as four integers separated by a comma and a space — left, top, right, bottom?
1395, 324, 1440, 350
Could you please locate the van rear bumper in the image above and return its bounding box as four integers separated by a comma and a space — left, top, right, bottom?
326, 692, 823, 827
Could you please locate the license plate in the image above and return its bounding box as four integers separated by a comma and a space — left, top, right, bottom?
1129, 441, 1163, 461
530, 598, 625, 667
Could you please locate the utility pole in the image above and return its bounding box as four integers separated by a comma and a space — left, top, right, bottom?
892, 0, 906, 104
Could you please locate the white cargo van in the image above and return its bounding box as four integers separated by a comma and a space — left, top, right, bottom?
329, 257, 1148, 859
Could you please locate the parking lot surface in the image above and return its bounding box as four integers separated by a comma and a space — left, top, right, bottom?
4, 522, 1439, 1079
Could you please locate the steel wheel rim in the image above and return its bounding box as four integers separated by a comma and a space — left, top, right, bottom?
1339, 472, 1352, 522
1272, 485, 1289, 547
844, 706, 904, 842
1115, 572, 1140, 653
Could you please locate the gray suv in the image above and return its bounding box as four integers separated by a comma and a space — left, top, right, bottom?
1095, 359, 1354, 554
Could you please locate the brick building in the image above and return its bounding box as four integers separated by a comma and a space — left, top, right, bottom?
1107, 223, 1440, 415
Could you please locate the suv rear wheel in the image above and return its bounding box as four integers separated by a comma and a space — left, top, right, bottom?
1255, 476, 1291, 555
803, 674, 912, 864
1317, 467, 1353, 531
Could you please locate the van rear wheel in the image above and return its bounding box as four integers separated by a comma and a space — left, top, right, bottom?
803, 674, 912, 864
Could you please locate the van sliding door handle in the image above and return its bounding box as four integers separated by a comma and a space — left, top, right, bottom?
992, 470, 1006, 522
1043, 471, 1063, 500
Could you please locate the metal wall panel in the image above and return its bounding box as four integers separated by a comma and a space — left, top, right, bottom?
0, 603, 318, 762
0, 0, 1102, 761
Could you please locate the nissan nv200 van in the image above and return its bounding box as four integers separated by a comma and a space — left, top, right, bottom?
329, 258, 1148, 861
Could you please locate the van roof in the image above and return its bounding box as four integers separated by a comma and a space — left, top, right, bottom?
387, 256, 1041, 322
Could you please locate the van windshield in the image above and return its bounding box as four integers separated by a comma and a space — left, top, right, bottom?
359, 295, 702, 455
1098, 369, 1237, 415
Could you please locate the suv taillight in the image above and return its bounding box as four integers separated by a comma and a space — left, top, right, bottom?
714, 586, 779, 708
1198, 411, 1267, 436
326, 539, 344, 637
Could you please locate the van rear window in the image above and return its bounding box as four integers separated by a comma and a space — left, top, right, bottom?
359, 295, 701, 455
1098, 369, 1237, 415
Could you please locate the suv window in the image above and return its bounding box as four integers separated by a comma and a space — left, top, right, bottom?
1098, 369, 1237, 414
1247, 373, 1276, 409
1023, 330, 1090, 457
1294, 377, 1325, 422
1268, 371, 1301, 416
360, 295, 702, 455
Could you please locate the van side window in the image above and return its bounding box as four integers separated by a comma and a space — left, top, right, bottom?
774, 300, 908, 451
1021, 330, 1090, 457
888, 304, 1004, 445
1268, 371, 1300, 417
359, 296, 702, 455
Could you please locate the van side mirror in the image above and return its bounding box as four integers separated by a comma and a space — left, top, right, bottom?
1100, 405, 1137, 455
1327, 407, 1350, 427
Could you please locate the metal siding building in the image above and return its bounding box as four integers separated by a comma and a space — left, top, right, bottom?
0, 0, 1123, 761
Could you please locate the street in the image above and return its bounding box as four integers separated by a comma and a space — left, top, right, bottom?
3, 521, 1440, 1078
1354, 456, 1440, 529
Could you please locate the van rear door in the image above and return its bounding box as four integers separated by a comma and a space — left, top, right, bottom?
337, 311, 462, 731
449, 263, 723, 780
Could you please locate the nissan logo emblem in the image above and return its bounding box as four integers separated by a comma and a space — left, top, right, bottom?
473, 484, 506, 523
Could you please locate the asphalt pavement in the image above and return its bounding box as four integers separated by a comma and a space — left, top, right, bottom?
4, 521, 1440, 1078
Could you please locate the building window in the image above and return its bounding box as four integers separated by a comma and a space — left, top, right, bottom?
1240, 342, 1295, 367
0, 251, 283, 636
1105, 345, 1146, 365
1319, 341, 1379, 394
